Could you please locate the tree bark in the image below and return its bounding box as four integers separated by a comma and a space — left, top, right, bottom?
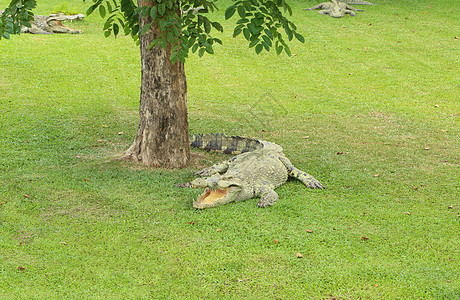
122, 1, 190, 168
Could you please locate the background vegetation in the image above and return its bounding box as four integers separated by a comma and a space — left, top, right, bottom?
0, 0, 458, 298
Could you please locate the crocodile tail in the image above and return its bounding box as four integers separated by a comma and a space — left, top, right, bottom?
190, 133, 264, 154
343, 0, 375, 5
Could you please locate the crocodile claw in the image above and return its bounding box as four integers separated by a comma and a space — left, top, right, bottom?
257, 202, 274, 208
194, 167, 217, 177
175, 182, 193, 188
307, 179, 326, 189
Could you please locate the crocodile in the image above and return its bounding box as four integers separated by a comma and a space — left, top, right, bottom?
181, 6, 205, 15
177, 134, 325, 209
304, 0, 367, 18
21, 13, 84, 34
340, 0, 374, 4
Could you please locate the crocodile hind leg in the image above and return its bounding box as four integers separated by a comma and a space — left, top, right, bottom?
256, 186, 279, 208
347, 10, 357, 16
303, 4, 323, 11
278, 156, 326, 189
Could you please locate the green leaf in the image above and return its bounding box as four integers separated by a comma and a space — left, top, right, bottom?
264, 28, 273, 40
284, 27, 293, 41
134, 6, 143, 15
294, 32, 305, 43
198, 47, 205, 57
150, 6, 157, 20
189, 36, 196, 46
158, 3, 166, 16
233, 26, 243, 37
284, 44, 291, 56
104, 29, 111, 37
204, 18, 211, 34
253, 16, 264, 27
86, 3, 99, 16
236, 18, 249, 24
99, 5, 106, 18
243, 28, 250, 40
171, 54, 178, 64
262, 40, 269, 51
275, 41, 282, 55
24, 1, 36, 9
237, 6, 246, 19
225, 6, 236, 20
132, 24, 139, 36
205, 46, 214, 54
248, 22, 257, 34
103, 16, 114, 30
113, 23, 119, 36
262, 35, 272, 47
286, 3, 292, 15
259, 6, 268, 14
249, 33, 260, 41
141, 6, 149, 18
21, 20, 31, 28
147, 41, 155, 51
242, 1, 252, 11
117, 18, 125, 28
276, 45, 283, 55
171, 24, 180, 37
159, 37, 166, 49
166, 31, 175, 43
140, 22, 152, 35
255, 43, 263, 54
212, 22, 223, 32
106, 1, 113, 13
192, 43, 199, 53
248, 38, 259, 47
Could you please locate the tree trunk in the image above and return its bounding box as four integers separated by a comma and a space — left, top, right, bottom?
121, 1, 190, 168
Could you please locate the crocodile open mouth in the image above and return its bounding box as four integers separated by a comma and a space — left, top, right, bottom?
195, 187, 229, 207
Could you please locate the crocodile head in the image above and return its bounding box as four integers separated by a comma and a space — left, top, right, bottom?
188, 176, 252, 209
329, 0, 346, 18
46, 13, 85, 33
48, 13, 85, 22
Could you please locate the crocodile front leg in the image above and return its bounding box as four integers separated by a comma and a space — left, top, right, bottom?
344, 9, 363, 16
256, 186, 279, 208
25, 25, 54, 34
278, 156, 326, 189
194, 156, 237, 177
346, 5, 364, 11
175, 174, 222, 188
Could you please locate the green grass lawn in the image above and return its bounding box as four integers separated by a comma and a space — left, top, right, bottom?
1, 0, 459, 298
